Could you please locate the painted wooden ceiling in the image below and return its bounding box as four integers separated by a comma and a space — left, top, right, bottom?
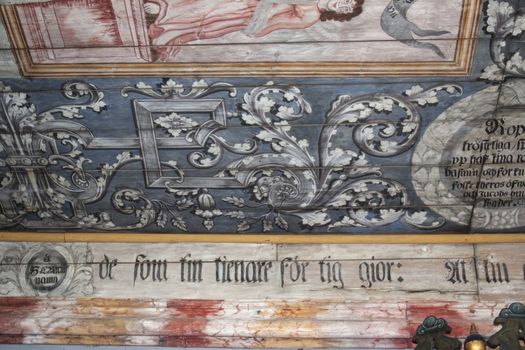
0, 0, 524, 237
2, 3, 525, 350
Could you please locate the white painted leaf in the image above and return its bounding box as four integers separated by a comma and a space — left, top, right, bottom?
223, 196, 245, 207
328, 215, 357, 229
297, 211, 330, 227
275, 214, 289, 230
480, 64, 505, 81
237, 220, 250, 232
404, 85, 424, 96
171, 217, 188, 231
486, 0, 514, 33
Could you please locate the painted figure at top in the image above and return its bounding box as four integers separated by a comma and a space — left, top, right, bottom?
143, 0, 365, 61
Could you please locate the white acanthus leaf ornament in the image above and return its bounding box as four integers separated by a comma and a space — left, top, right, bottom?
481, 0, 525, 81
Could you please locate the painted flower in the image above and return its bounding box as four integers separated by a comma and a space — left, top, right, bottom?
195, 190, 222, 230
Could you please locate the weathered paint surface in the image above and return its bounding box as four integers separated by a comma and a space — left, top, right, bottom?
0, 297, 510, 347
0, 0, 524, 348
0, 0, 480, 76
161, 300, 224, 347
0, 242, 523, 347
0, 0, 523, 238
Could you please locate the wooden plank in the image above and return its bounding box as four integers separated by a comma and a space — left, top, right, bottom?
0, 17, 19, 77
0, 242, 484, 300
277, 244, 474, 260
3, 233, 525, 244
0, 242, 519, 302
0, 317, 410, 338
0, 298, 407, 321
475, 244, 525, 302
0, 297, 516, 347
89, 242, 277, 262
15, 335, 409, 348
0, 242, 519, 348
90, 261, 477, 301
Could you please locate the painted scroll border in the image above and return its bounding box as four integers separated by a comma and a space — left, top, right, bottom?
0, 0, 482, 78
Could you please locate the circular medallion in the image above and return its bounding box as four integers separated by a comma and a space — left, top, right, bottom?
412, 83, 525, 229
25, 249, 68, 292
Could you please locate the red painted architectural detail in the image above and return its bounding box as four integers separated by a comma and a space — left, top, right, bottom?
15, 0, 151, 64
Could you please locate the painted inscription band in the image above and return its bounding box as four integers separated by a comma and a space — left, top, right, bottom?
0, 243, 523, 301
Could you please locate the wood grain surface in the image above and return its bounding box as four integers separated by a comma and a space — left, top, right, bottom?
0, 242, 522, 347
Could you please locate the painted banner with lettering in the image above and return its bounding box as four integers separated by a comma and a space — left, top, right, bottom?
0, 243, 522, 301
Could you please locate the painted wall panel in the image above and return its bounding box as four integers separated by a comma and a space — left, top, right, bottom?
0, 242, 523, 347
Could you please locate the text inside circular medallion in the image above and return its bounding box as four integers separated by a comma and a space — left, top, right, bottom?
26, 249, 68, 291
445, 115, 525, 209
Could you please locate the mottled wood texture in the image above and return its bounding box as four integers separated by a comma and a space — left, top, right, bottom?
0, 298, 513, 347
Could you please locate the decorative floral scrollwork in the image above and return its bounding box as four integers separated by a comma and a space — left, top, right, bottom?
0, 81, 105, 226
481, 0, 525, 81
186, 130, 258, 169
0, 79, 463, 233
210, 82, 459, 232
0, 81, 153, 230
121, 79, 237, 99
